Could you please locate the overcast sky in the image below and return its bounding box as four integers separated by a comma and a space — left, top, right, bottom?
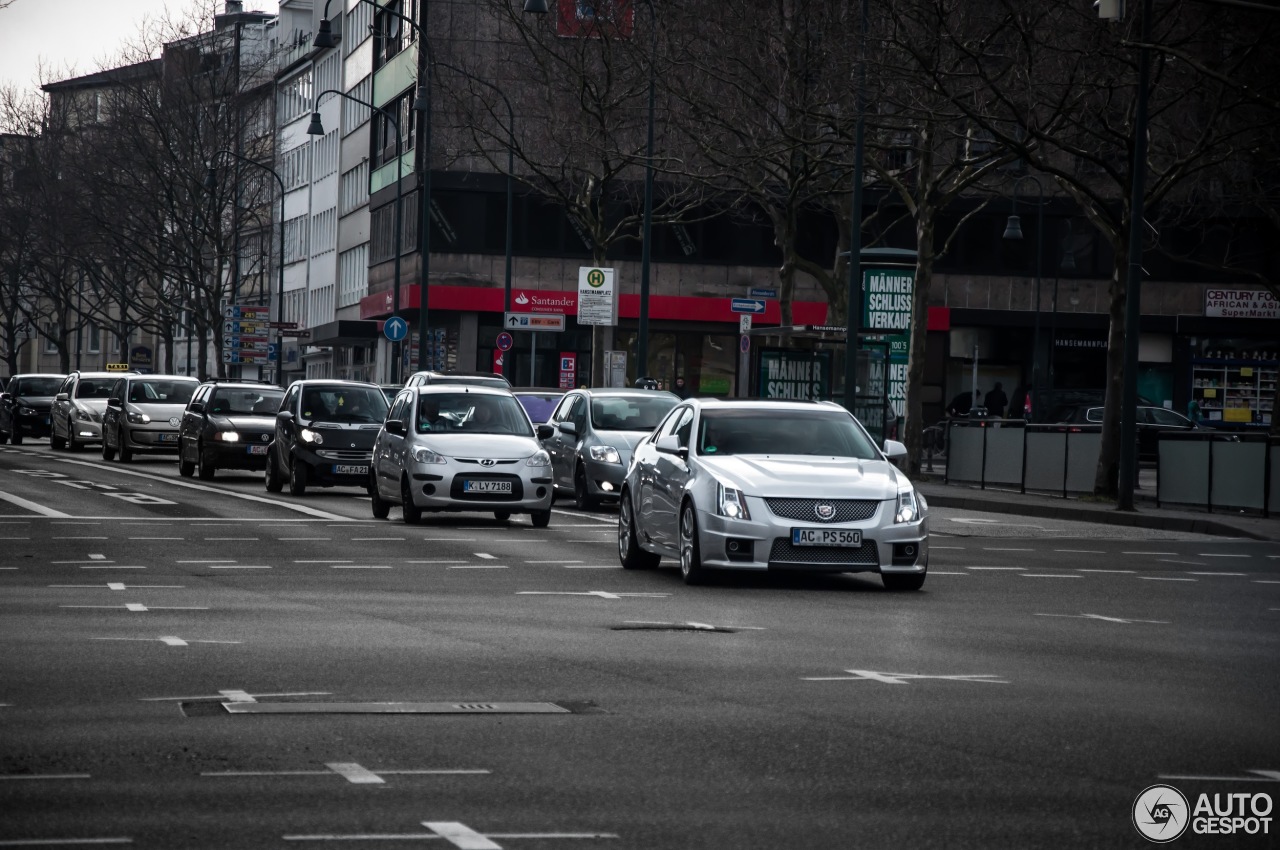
0, 0, 279, 96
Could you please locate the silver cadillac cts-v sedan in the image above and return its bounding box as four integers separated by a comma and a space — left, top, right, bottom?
618, 398, 928, 589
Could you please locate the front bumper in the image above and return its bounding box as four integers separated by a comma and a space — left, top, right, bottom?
14, 411, 53, 437
295, 445, 374, 486
123, 425, 182, 453
211, 439, 272, 470
407, 462, 554, 513
583, 458, 626, 499
695, 497, 928, 574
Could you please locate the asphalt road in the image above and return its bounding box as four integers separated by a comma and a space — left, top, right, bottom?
2, 441, 1278, 849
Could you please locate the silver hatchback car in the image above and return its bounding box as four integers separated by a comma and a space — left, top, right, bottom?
370, 386, 554, 526
101, 374, 199, 462
618, 398, 929, 588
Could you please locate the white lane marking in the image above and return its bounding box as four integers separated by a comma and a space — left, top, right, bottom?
1140, 577, 1197, 582
564, 565, 621, 569
278, 537, 331, 541
406, 560, 468, 564
1078, 569, 1135, 574
281, 829, 617, 844
208, 565, 272, 570
1035, 613, 1169, 625
423, 822, 502, 850
203, 537, 258, 541
53, 561, 115, 565
518, 591, 670, 599
48, 584, 184, 591
449, 565, 508, 570
204, 767, 488, 780
803, 670, 1009, 685
91, 637, 241, 646
931, 546, 966, 550
1159, 770, 1280, 782
352, 537, 405, 542
1022, 574, 1082, 579
1157, 559, 1209, 567
1122, 551, 1177, 555
1056, 549, 1105, 554
127, 537, 183, 541
141, 690, 330, 702
52, 537, 108, 540
22, 454, 357, 520
549, 510, 614, 524
568, 539, 610, 543
1197, 553, 1251, 558
0, 490, 71, 518
0, 837, 134, 846
526, 560, 584, 564
296, 560, 352, 563
1187, 572, 1246, 576
0, 537, 30, 540
420, 538, 477, 542
928, 571, 969, 575
1255, 580, 1280, 584
220, 690, 257, 703
89, 554, 105, 560
0, 774, 91, 780
968, 567, 1026, 571
325, 763, 385, 785
177, 560, 236, 564
475, 553, 496, 560
79, 566, 145, 570
331, 565, 391, 570
61, 604, 209, 612
982, 547, 1034, 552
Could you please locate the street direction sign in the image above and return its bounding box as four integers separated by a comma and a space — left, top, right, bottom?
267, 321, 298, 329
749, 287, 778, 299
505, 312, 566, 332
730, 298, 766, 314
384, 316, 409, 342
223, 304, 271, 320
496, 331, 514, 351
279, 329, 311, 338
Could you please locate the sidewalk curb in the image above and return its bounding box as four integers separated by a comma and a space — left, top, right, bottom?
921, 489, 1273, 541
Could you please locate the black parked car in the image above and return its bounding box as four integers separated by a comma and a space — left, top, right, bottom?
178, 381, 285, 480
0, 373, 66, 444
265, 379, 388, 496
1054, 404, 1201, 459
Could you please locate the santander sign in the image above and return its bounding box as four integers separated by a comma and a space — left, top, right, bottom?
513, 290, 577, 314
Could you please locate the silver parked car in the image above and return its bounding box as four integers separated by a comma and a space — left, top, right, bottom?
617, 398, 929, 589
101, 374, 199, 462
370, 386, 554, 526
538, 388, 679, 509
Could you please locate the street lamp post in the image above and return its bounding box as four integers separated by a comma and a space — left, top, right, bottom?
308, 89, 404, 383
206, 149, 286, 387
1003, 174, 1045, 422
315, 0, 431, 379
841, 0, 869, 415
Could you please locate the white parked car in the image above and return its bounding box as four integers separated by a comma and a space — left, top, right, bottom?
617, 398, 929, 588
371, 386, 554, 526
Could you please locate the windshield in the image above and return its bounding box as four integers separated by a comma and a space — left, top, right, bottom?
74, 379, 116, 400
209, 388, 285, 416
515, 393, 563, 424
431, 375, 511, 388
591, 395, 678, 431
300, 386, 389, 424
696, 409, 880, 459
129, 380, 197, 405
416, 392, 533, 437
13, 377, 61, 396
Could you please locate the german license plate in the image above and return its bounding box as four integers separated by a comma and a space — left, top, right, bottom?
157, 433, 178, 443
247, 445, 268, 456
791, 528, 862, 547
334, 465, 368, 476
463, 479, 512, 494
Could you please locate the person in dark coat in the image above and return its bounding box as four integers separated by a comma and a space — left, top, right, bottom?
985, 382, 1008, 418
946, 390, 980, 418
673, 376, 689, 399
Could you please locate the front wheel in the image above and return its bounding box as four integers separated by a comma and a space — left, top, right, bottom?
66, 429, 80, 452
50, 424, 65, 450
400, 476, 422, 525
118, 430, 133, 463
493, 510, 512, 522
619, 492, 660, 569
10, 432, 22, 446
573, 465, 600, 511
101, 437, 116, 461
288, 457, 308, 496
529, 509, 551, 528
178, 446, 195, 477
679, 501, 707, 585
197, 444, 216, 480
370, 470, 390, 519
264, 449, 284, 492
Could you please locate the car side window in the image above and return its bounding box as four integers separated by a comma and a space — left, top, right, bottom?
59, 376, 73, 396
282, 385, 300, 413
549, 394, 575, 424
388, 395, 407, 423
111, 379, 125, 401
1149, 408, 1187, 427
673, 408, 695, 449
570, 396, 588, 432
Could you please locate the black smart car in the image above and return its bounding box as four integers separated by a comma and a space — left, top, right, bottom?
264, 379, 388, 496
0, 373, 66, 444
178, 381, 285, 479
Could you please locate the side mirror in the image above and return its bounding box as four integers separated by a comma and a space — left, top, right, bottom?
188, 401, 204, 413
384, 419, 406, 435
107, 396, 122, 407
883, 439, 907, 459
0, 392, 11, 401
655, 433, 686, 457
278, 410, 295, 422
558, 421, 578, 436
537, 424, 554, 440
55, 392, 68, 401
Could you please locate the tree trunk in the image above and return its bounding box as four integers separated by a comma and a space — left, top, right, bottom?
904, 215, 935, 476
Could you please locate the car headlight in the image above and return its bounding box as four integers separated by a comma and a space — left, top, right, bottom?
526, 449, 551, 467
300, 428, 324, 445
895, 489, 920, 524
716, 481, 751, 520
588, 445, 621, 464
18, 406, 36, 416
74, 407, 94, 421
411, 446, 446, 464
127, 411, 151, 425
215, 431, 240, 442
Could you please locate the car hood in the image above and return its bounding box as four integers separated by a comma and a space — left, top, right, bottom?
593, 430, 651, 451
698, 454, 908, 500
416, 433, 542, 460
131, 402, 188, 419
215, 415, 276, 431
308, 423, 381, 449
73, 399, 108, 411
12, 395, 55, 408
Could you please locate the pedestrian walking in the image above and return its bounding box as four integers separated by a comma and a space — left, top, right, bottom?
985, 382, 1008, 419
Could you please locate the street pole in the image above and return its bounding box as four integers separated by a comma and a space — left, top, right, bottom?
636, 0, 656, 384
1118, 0, 1153, 511
841, 0, 869, 414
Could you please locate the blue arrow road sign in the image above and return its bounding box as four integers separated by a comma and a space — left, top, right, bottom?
730, 298, 766, 314
384, 316, 409, 342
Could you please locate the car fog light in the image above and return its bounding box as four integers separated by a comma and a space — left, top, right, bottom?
600, 481, 615, 492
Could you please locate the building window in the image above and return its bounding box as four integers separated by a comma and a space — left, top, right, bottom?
342, 76, 372, 135
340, 161, 370, 216
339, 243, 369, 307
346, 0, 374, 54
87, 323, 101, 354
284, 215, 310, 264
44, 323, 59, 354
